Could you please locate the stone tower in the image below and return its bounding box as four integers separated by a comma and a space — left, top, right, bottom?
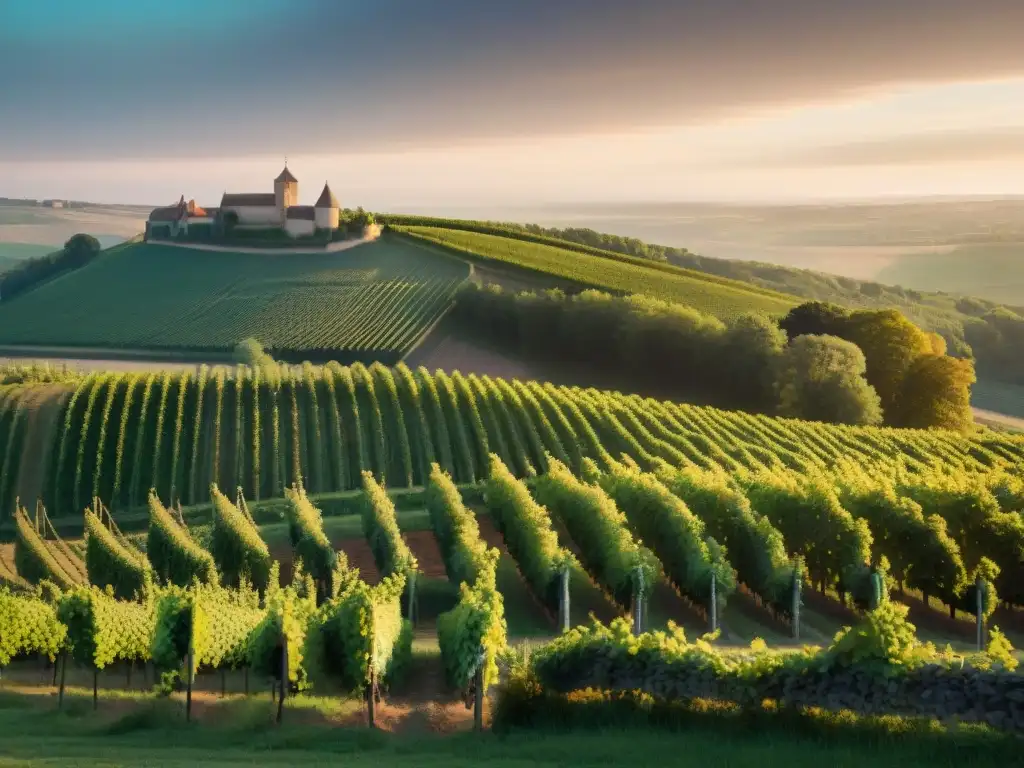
274, 163, 298, 225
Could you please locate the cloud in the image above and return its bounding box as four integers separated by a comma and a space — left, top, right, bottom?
722, 127, 1024, 168
4, 1, 1024, 161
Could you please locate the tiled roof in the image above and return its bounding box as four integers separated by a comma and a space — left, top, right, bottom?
286, 205, 316, 221
148, 207, 181, 222
221, 193, 276, 207
275, 166, 298, 183
314, 182, 339, 209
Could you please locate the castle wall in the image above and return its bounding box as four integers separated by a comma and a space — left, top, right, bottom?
285, 218, 316, 237
315, 207, 339, 230
223, 205, 280, 225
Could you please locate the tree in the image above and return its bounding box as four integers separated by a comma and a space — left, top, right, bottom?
775, 335, 882, 426
840, 309, 932, 416
892, 354, 975, 431
779, 301, 849, 341
721, 313, 787, 411
64, 233, 101, 264
234, 338, 276, 369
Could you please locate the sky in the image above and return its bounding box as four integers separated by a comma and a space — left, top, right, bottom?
3, 0, 1024, 207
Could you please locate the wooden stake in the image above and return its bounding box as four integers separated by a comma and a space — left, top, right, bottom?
367, 667, 377, 729
473, 662, 484, 731
559, 566, 570, 633
276, 636, 287, 724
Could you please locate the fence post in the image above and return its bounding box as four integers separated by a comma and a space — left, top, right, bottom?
473, 646, 486, 732
367, 667, 377, 729
632, 566, 645, 636
407, 570, 418, 627
792, 568, 802, 641
276, 635, 287, 725
559, 566, 570, 633
709, 573, 717, 634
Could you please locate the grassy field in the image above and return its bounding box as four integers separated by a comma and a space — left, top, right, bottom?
0, 686, 1017, 768
397, 226, 798, 318
0, 236, 469, 362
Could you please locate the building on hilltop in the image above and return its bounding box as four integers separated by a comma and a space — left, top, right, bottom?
145, 163, 340, 240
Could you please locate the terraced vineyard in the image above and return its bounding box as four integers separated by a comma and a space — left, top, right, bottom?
0, 237, 470, 362
2, 364, 1024, 640
394, 225, 798, 318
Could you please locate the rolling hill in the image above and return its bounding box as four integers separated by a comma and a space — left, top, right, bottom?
0, 235, 470, 363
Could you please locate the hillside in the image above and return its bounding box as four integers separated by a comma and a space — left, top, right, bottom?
0, 235, 470, 363
3, 363, 1024, 659
395, 225, 798, 318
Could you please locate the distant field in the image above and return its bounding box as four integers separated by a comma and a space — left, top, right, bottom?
972, 378, 1024, 420
0, 236, 470, 361
877, 242, 1024, 305
0, 242, 55, 272
397, 226, 798, 318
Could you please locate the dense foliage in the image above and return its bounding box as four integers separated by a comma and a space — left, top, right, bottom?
304, 573, 411, 693
0, 586, 66, 665
483, 454, 574, 613
518, 603, 1023, 731
151, 581, 264, 677
781, 303, 974, 429
593, 460, 736, 619
36, 364, 1024, 516
84, 506, 151, 599
58, 586, 154, 669
360, 471, 418, 580
146, 492, 218, 587
533, 457, 657, 611
656, 465, 801, 619
283, 486, 344, 600
385, 214, 1024, 389
425, 463, 495, 588
209, 486, 272, 592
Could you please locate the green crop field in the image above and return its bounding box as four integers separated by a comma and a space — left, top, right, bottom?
0, 237, 470, 361
395, 225, 798, 319
4, 363, 1024, 632
4, 363, 1024, 746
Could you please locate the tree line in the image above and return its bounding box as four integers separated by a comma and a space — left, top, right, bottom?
452, 284, 974, 430
0, 234, 101, 302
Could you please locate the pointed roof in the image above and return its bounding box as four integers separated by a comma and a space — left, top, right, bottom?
275, 164, 297, 183
314, 181, 339, 209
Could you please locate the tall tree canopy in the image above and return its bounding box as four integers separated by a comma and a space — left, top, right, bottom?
775, 334, 882, 426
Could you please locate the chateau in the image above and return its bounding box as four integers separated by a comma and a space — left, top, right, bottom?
146, 164, 340, 239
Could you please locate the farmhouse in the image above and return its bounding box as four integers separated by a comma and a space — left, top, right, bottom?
146, 164, 340, 239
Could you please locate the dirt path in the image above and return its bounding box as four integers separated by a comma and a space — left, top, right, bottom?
14, 384, 73, 510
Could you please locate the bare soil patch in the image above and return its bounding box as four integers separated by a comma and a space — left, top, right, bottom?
402, 529, 448, 580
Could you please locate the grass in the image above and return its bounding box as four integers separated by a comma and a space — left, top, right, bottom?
0, 686, 1017, 767
397, 226, 798, 319
0, 236, 470, 362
